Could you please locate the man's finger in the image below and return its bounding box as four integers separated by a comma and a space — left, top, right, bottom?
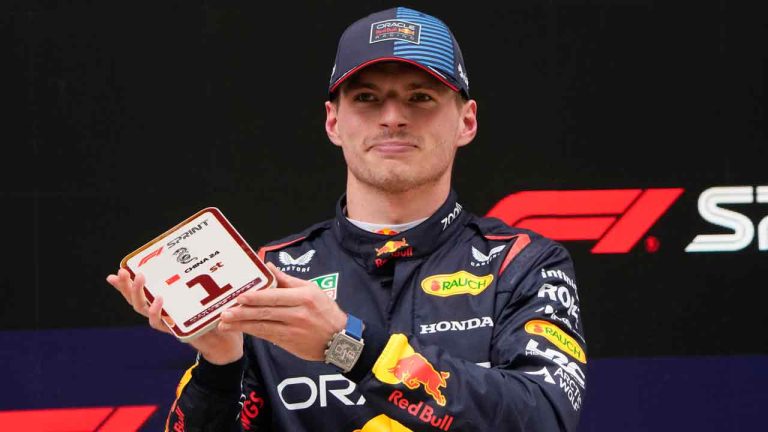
267, 262, 310, 288
147, 296, 172, 334
237, 286, 311, 307
115, 269, 138, 305
221, 305, 302, 325
219, 320, 289, 344
106, 273, 131, 303
130, 272, 149, 316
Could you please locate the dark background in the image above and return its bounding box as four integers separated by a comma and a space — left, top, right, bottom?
2, 1, 766, 430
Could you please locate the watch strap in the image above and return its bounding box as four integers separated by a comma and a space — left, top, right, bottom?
345, 314, 363, 341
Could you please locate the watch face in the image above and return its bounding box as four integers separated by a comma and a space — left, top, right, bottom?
328, 333, 364, 371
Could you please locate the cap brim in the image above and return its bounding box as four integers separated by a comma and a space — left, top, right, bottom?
329, 57, 459, 96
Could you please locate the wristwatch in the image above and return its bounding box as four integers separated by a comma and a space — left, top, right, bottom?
324, 314, 364, 373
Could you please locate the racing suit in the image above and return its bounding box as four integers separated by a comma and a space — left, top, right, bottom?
165, 190, 587, 431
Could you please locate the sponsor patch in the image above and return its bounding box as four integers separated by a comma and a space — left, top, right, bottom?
373, 334, 450, 406
421, 271, 493, 297
375, 238, 410, 257
387, 391, 454, 430
524, 365, 583, 411
370, 19, 421, 44
537, 283, 579, 315
471, 245, 506, 266
420, 316, 493, 334
277, 250, 315, 273
540, 268, 578, 292
554, 366, 583, 411
276, 374, 365, 410
441, 202, 463, 230
308, 273, 339, 300
525, 339, 586, 389
525, 320, 586, 364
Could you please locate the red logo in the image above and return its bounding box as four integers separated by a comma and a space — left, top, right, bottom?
388, 390, 455, 430
375, 238, 410, 256
0, 405, 156, 431
171, 405, 185, 432
486, 188, 684, 253
138, 246, 163, 267
374, 247, 414, 268
241, 391, 265, 431
389, 353, 450, 406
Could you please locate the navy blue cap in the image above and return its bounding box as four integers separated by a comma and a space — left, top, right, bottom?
329, 7, 470, 98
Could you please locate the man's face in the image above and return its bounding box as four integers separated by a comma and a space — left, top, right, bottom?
325, 62, 477, 194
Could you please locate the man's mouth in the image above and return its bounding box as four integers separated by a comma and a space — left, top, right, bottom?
369, 140, 418, 154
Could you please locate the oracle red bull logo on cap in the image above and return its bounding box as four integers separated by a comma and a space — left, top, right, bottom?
373, 334, 451, 406
370, 19, 421, 44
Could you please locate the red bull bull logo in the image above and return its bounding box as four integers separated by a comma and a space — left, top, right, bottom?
375, 238, 410, 256
372, 334, 451, 410
389, 354, 450, 406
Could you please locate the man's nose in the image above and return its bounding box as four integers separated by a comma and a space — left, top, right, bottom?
379, 98, 408, 129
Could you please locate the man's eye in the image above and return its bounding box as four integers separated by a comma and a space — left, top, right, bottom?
353, 93, 377, 102
410, 93, 434, 102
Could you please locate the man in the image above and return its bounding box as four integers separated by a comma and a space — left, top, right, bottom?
107, 6, 586, 431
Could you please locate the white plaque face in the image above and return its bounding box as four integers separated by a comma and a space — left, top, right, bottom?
121, 207, 274, 341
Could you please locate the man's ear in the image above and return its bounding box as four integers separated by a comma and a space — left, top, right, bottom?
325, 101, 342, 147
456, 99, 478, 148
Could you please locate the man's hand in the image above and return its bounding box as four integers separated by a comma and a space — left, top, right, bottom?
218, 262, 348, 361
106, 268, 244, 365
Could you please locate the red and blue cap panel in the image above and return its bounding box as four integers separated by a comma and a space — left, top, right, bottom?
329, 7, 469, 98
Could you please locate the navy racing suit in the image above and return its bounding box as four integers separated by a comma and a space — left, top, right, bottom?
165, 190, 587, 431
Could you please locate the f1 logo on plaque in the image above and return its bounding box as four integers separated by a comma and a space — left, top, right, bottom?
121, 207, 275, 341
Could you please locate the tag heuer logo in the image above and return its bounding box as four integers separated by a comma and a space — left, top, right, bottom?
309, 273, 338, 300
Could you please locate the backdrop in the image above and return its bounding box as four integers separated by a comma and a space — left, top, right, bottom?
3, 0, 767, 430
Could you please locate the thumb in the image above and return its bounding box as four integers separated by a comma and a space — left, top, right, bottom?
266, 262, 308, 288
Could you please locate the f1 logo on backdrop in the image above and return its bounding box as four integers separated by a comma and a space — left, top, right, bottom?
0, 405, 156, 431
487, 186, 768, 253
486, 188, 684, 254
